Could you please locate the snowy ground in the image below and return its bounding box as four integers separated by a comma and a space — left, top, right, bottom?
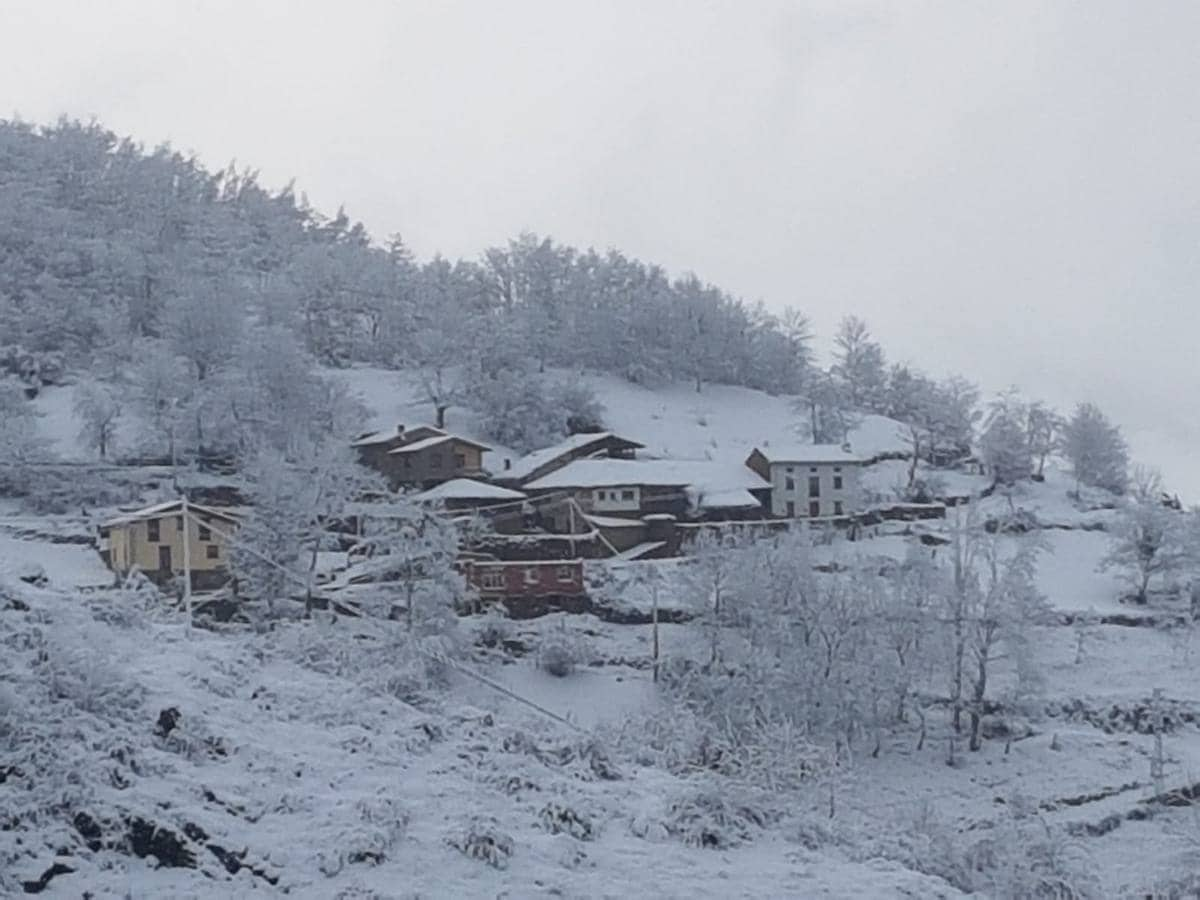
1, 574, 965, 898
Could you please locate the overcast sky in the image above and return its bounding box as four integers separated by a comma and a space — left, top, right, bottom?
5, 1, 1199, 497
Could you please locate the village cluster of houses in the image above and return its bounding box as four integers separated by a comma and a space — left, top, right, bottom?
97, 421, 866, 602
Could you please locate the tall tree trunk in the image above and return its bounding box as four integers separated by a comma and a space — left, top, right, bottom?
435, 404, 447, 429
969, 654, 988, 751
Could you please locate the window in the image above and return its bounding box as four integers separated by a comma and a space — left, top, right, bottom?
809, 467, 818, 473
809, 500, 821, 517
206, 545, 219, 560
524, 567, 541, 586
454, 453, 466, 469
147, 519, 160, 542
833, 466, 842, 473
785, 466, 794, 474
480, 570, 505, 590
431, 452, 443, 469
198, 523, 211, 541
556, 565, 574, 582
834, 500, 844, 516
808, 476, 820, 498
785, 477, 795, 491
403, 456, 412, 469
593, 486, 639, 511
786, 500, 795, 517
176, 516, 184, 530
833, 476, 843, 490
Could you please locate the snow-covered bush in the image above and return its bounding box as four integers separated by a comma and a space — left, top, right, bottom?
318, 797, 408, 876
42, 633, 145, 718
537, 622, 594, 678
875, 802, 1100, 898
447, 817, 514, 869
658, 785, 774, 850
537, 801, 595, 841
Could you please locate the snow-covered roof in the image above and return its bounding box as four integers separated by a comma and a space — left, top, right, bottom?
695, 488, 762, 510
525, 458, 769, 492
752, 444, 862, 464
350, 426, 406, 448
413, 479, 526, 503
584, 513, 646, 529
100, 499, 240, 528
388, 433, 491, 455
613, 541, 668, 560
503, 432, 644, 482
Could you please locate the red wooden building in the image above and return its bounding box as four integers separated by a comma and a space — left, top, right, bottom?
462, 558, 586, 599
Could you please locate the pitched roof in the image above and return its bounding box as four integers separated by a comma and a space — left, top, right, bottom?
751, 444, 862, 464
351, 426, 407, 447
101, 499, 241, 528
413, 479, 527, 503
387, 433, 492, 455
503, 432, 645, 482
525, 458, 769, 492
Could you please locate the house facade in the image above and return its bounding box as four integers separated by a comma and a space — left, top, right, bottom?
745, 445, 862, 518
462, 558, 586, 598
523, 458, 771, 528
352, 424, 490, 490
99, 500, 240, 588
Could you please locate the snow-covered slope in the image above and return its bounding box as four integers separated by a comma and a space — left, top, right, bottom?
0, 575, 964, 898
332, 366, 912, 471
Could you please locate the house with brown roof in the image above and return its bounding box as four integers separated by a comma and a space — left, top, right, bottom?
352, 424, 491, 490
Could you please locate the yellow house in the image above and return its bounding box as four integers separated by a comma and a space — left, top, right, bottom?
99, 499, 240, 588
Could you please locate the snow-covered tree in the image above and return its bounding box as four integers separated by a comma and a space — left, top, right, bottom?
928, 375, 980, 461
831, 316, 888, 413
233, 441, 383, 616
963, 531, 1048, 751
354, 498, 464, 630
980, 391, 1033, 485
1024, 401, 1063, 479
798, 369, 859, 444
0, 381, 52, 497
1062, 402, 1129, 494
73, 382, 122, 460
1099, 467, 1191, 603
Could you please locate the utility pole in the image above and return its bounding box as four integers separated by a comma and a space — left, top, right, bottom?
180, 492, 193, 630
567, 498, 576, 558
651, 568, 660, 683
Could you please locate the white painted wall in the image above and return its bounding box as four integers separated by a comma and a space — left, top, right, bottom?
768, 462, 860, 517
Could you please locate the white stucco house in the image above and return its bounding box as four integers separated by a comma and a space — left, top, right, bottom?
744, 444, 863, 518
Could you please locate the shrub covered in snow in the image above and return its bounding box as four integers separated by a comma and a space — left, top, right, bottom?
447, 817, 514, 869
536, 622, 594, 678
655, 785, 775, 850
875, 802, 1101, 899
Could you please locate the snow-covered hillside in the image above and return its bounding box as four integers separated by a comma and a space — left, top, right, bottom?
332, 365, 912, 470
10, 368, 1200, 897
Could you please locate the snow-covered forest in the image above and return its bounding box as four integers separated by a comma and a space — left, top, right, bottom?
4, 117, 1200, 898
